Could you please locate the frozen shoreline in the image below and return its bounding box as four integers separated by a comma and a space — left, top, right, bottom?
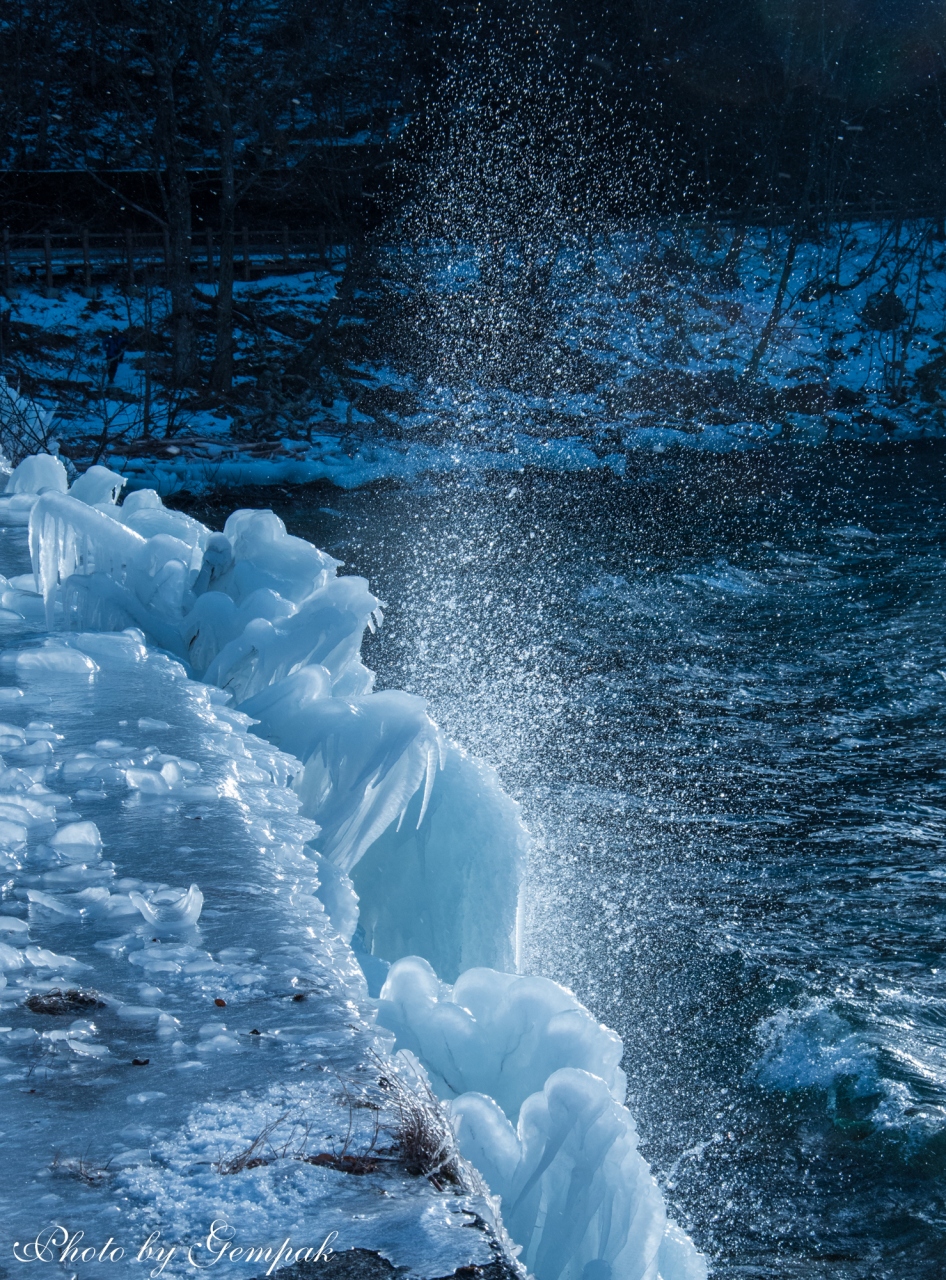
0, 454, 706, 1280
0, 523, 512, 1280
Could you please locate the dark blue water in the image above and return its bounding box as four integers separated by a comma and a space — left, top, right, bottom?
189, 445, 946, 1278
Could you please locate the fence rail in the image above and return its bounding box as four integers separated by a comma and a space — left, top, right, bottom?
679, 201, 946, 228
0, 225, 349, 293
5, 203, 946, 295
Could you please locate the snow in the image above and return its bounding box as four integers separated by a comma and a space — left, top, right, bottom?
0, 454, 707, 1280
115, 434, 623, 499
6, 222, 946, 509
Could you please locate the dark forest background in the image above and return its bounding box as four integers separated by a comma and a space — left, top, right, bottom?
3, 0, 946, 441
5, 1, 946, 226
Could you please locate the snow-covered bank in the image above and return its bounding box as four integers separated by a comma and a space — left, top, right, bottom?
6, 221, 946, 504
0, 455, 706, 1280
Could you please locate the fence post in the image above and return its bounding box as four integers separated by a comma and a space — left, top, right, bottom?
2, 228, 11, 291
206, 227, 215, 284
281, 223, 290, 269
143, 286, 152, 437
125, 227, 136, 292
242, 225, 250, 282
44, 229, 54, 292
82, 228, 92, 291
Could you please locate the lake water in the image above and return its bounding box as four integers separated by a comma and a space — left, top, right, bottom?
188, 443, 946, 1278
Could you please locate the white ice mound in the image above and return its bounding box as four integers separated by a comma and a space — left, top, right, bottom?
0, 451, 67, 524
203, 573, 379, 700
128, 883, 204, 932
29, 492, 192, 637
4, 451, 67, 495
452, 1073, 706, 1280
15, 639, 99, 678
214, 508, 339, 604
378, 957, 627, 1116
68, 464, 126, 507
353, 747, 529, 980
241, 681, 526, 979
380, 959, 706, 1280
237, 663, 334, 754
117, 488, 210, 552
49, 820, 102, 851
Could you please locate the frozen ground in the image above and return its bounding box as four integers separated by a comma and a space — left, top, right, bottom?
0, 456, 706, 1280
0, 531, 507, 1279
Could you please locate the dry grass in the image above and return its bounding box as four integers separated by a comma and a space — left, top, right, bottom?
215, 1088, 388, 1178
214, 1061, 466, 1190
215, 1112, 292, 1175
50, 1152, 112, 1186
381, 1061, 466, 1191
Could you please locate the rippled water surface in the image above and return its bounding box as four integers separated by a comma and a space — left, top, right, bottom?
190, 445, 946, 1277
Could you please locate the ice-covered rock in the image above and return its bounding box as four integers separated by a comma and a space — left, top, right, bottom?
49, 819, 102, 850
17, 457, 707, 1280
452, 1072, 707, 1280
68, 463, 126, 507
4, 451, 67, 496
0, 449, 67, 523
378, 958, 627, 1115
215, 507, 339, 604
381, 960, 705, 1280
118, 488, 210, 554
15, 639, 99, 678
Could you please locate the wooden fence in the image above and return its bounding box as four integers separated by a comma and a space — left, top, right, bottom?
4, 203, 945, 296
0, 225, 348, 293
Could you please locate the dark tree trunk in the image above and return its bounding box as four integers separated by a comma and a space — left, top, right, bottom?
211, 99, 235, 392
149, 16, 197, 391
745, 224, 800, 380
165, 150, 197, 388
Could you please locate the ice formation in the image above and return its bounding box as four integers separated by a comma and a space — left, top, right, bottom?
0, 614, 503, 1277
379, 959, 706, 1280
24, 473, 530, 983
378, 958, 628, 1115
0, 454, 707, 1280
